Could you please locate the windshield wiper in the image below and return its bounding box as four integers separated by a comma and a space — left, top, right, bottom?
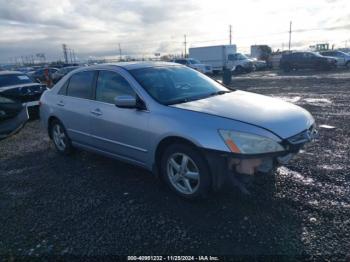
166, 90, 232, 105
208, 90, 232, 97
166, 98, 193, 105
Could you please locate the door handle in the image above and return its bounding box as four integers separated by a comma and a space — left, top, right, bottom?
91, 108, 102, 116
57, 101, 65, 107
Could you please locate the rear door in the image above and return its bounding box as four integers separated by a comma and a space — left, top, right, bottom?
89, 69, 150, 165
54, 70, 96, 146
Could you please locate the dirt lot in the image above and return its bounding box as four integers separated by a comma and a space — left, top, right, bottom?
0, 69, 349, 259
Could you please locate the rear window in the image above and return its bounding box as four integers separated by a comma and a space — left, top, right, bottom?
66, 71, 95, 99
0, 74, 33, 88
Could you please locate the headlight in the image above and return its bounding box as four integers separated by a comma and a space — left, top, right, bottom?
219, 130, 285, 154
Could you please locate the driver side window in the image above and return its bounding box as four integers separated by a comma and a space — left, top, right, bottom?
95, 71, 135, 104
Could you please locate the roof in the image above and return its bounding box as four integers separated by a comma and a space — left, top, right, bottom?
89, 61, 180, 71
0, 70, 23, 75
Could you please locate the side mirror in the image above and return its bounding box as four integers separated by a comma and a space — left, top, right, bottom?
114, 95, 137, 108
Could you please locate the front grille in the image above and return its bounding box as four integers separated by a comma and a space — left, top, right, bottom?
287, 125, 318, 145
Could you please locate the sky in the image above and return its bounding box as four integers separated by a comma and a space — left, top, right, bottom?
0, 0, 349, 63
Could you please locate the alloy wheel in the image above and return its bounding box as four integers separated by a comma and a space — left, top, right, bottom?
52, 124, 66, 151
166, 153, 200, 195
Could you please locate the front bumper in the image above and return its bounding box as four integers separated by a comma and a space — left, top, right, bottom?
0, 107, 29, 140
202, 125, 317, 192
202, 148, 293, 192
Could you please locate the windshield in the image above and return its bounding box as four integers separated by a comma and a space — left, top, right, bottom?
237, 53, 248, 60
131, 66, 230, 105
0, 74, 33, 88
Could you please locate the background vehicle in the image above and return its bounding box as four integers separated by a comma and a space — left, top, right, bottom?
250, 58, 268, 71
0, 71, 47, 118
0, 95, 28, 140
189, 45, 254, 73
173, 58, 213, 74
229, 53, 255, 73
319, 51, 350, 68
250, 45, 272, 69
280, 51, 337, 72
52, 66, 80, 83
40, 62, 316, 199
28, 67, 59, 83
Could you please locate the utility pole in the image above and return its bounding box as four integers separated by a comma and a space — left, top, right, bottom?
72, 49, 76, 63
229, 25, 232, 45
69, 49, 73, 63
184, 35, 187, 58
288, 21, 292, 51
62, 44, 68, 64
118, 43, 122, 61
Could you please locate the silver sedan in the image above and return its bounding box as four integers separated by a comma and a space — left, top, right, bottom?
40, 62, 317, 199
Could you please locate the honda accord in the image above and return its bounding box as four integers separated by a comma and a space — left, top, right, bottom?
40, 62, 317, 199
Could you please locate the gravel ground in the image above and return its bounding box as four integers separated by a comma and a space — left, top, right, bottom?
0, 69, 349, 259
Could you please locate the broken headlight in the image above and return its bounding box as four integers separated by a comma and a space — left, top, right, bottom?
219, 130, 285, 154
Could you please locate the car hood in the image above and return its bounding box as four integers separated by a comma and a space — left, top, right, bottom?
172, 90, 314, 139
193, 64, 208, 68
0, 82, 44, 92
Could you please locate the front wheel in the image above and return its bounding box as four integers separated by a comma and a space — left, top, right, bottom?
161, 144, 211, 199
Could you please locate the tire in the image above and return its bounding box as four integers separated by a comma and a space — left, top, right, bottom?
234, 66, 244, 74
346, 61, 350, 69
282, 63, 291, 72
50, 120, 74, 155
160, 143, 211, 199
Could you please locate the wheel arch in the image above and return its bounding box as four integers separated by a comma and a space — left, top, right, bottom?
153, 136, 203, 177
47, 115, 61, 139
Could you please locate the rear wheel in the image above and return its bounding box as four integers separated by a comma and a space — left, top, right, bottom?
50, 120, 73, 155
161, 144, 211, 199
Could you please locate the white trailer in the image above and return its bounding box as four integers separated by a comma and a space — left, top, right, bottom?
189, 45, 237, 72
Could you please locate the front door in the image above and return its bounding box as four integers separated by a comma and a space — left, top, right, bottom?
89, 70, 150, 165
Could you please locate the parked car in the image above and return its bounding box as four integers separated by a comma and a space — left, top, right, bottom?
16, 67, 35, 74
28, 67, 59, 83
0, 71, 47, 118
40, 62, 317, 199
249, 57, 268, 71
173, 58, 213, 74
319, 51, 350, 68
189, 45, 254, 73
229, 53, 255, 73
0, 95, 29, 140
280, 51, 337, 72
52, 66, 80, 83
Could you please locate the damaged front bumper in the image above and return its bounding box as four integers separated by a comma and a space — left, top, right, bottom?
203, 149, 296, 193
203, 127, 318, 193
